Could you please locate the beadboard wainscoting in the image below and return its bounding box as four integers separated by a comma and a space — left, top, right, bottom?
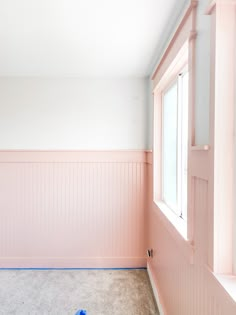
0, 150, 148, 268
147, 150, 236, 314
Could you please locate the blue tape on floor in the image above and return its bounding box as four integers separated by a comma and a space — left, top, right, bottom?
0, 267, 147, 270
75, 310, 86, 315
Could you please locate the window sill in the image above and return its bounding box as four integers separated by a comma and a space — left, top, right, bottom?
153, 200, 194, 263
191, 145, 210, 151
154, 200, 187, 240
213, 273, 236, 302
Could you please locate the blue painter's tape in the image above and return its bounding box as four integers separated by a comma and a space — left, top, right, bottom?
75, 310, 86, 315
0, 267, 146, 271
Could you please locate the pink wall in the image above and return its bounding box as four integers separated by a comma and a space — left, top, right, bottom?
0, 150, 147, 268
147, 150, 236, 314
148, 1, 236, 313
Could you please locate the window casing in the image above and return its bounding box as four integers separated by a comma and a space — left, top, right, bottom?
206, 0, 236, 276
153, 42, 190, 239
152, 0, 197, 242
162, 71, 188, 220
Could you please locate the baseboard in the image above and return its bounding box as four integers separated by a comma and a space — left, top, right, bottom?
0, 257, 146, 269
147, 262, 165, 315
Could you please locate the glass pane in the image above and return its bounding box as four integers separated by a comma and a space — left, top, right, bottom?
181, 72, 189, 220
163, 82, 178, 210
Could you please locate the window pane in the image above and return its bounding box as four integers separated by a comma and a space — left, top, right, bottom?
163, 82, 178, 210
181, 72, 189, 220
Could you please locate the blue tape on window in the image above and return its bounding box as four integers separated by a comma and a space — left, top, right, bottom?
75, 310, 86, 315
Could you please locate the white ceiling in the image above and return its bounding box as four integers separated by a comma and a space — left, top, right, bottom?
0, 0, 187, 77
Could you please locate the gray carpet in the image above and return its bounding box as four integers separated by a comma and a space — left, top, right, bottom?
0, 269, 159, 315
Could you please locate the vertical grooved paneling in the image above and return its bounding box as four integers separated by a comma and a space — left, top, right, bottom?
148, 160, 236, 314
0, 151, 147, 268
148, 165, 236, 315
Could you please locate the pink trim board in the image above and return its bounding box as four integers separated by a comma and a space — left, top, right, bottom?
0, 150, 148, 268
149, 0, 236, 313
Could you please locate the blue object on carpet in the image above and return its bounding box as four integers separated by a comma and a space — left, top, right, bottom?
75, 310, 86, 315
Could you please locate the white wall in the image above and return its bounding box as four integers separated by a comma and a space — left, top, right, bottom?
147, 79, 153, 149
0, 77, 148, 150
194, 0, 210, 145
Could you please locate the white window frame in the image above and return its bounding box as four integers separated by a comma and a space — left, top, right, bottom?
161, 79, 179, 214
161, 70, 188, 220
153, 43, 189, 240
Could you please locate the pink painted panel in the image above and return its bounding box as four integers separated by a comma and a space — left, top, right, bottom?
0, 150, 147, 268
207, 1, 236, 274
147, 155, 236, 314
149, 0, 236, 312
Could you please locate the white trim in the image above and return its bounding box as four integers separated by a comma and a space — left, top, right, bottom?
151, 0, 198, 79
204, 264, 236, 302
154, 201, 187, 240
153, 41, 188, 94
147, 263, 165, 315
191, 145, 210, 151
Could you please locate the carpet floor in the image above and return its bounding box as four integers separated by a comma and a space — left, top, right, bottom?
0, 269, 159, 315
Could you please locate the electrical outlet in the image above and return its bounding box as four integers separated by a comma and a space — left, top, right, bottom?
147, 249, 153, 258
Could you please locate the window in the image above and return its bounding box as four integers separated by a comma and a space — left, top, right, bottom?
162, 71, 188, 220
153, 41, 190, 239
162, 81, 178, 211
152, 0, 197, 240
